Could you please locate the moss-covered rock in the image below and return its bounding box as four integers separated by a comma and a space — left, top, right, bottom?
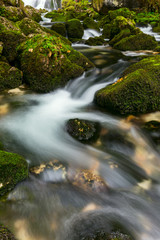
94, 56, 160, 115
0, 150, 28, 196
17, 17, 44, 35
17, 33, 94, 92
66, 118, 100, 142
113, 32, 158, 51
45, 11, 66, 21
135, 12, 160, 26
85, 36, 106, 46
102, 23, 112, 39
51, 22, 67, 37
109, 16, 136, 40
108, 8, 136, 21
66, 19, 84, 39
98, 15, 110, 28
0, 6, 25, 22
109, 28, 131, 46
24, 5, 42, 22
0, 224, 16, 240
0, 16, 26, 62
0, 61, 22, 91
83, 17, 99, 30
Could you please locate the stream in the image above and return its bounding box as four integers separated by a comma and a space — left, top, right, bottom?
1, 9, 160, 240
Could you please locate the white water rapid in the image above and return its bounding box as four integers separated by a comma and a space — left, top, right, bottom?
23, 0, 59, 10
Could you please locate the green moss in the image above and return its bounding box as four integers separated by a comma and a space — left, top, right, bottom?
17, 33, 93, 92
135, 12, 160, 26
0, 150, 28, 196
66, 19, 84, 39
17, 17, 43, 36
109, 29, 131, 47
108, 8, 136, 21
51, 22, 67, 37
95, 56, 160, 115
0, 61, 22, 91
83, 17, 99, 30
98, 15, 110, 28
0, 6, 25, 22
113, 33, 157, 51
110, 16, 136, 39
102, 23, 112, 39
24, 5, 42, 22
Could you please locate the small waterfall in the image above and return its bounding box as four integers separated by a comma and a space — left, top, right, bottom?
24, 0, 61, 10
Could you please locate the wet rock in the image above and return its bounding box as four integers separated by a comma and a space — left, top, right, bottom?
17, 33, 94, 92
0, 61, 22, 91
67, 168, 108, 193
84, 230, 132, 240
142, 120, 160, 145
66, 19, 84, 39
66, 119, 100, 143
0, 150, 28, 196
95, 55, 160, 115
30, 159, 67, 183
0, 224, 16, 240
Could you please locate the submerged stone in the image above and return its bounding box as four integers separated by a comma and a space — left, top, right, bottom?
85, 36, 106, 46
66, 118, 100, 142
0, 150, 28, 196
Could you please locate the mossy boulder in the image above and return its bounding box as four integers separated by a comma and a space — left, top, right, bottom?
94, 56, 160, 115
0, 61, 22, 91
85, 36, 106, 46
0, 6, 25, 22
102, 23, 112, 39
0, 224, 16, 240
109, 28, 131, 46
108, 8, 136, 21
66, 118, 100, 142
83, 17, 99, 30
51, 23, 67, 37
17, 17, 44, 36
24, 5, 42, 22
0, 150, 28, 196
0, 16, 26, 62
109, 16, 136, 40
66, 19, 84, 39
17, 33, 94, 92
113, 32, 158, 51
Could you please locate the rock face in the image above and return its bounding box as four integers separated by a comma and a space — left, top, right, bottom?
92, 0, 140, 13
95, 56, 160, 115
0, 150, 28, 196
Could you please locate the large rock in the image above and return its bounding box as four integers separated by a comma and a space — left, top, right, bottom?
66, 19, 84, 39
17, 33, 94, 92
0, 150, 28, 196
0, 61, 22, 91
0, 16, 26, 63
0, 6, 25, 22
94, 56, 160, 115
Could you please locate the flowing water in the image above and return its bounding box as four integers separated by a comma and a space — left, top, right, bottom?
1, 12, 160, 240
24, 0, 60, 10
